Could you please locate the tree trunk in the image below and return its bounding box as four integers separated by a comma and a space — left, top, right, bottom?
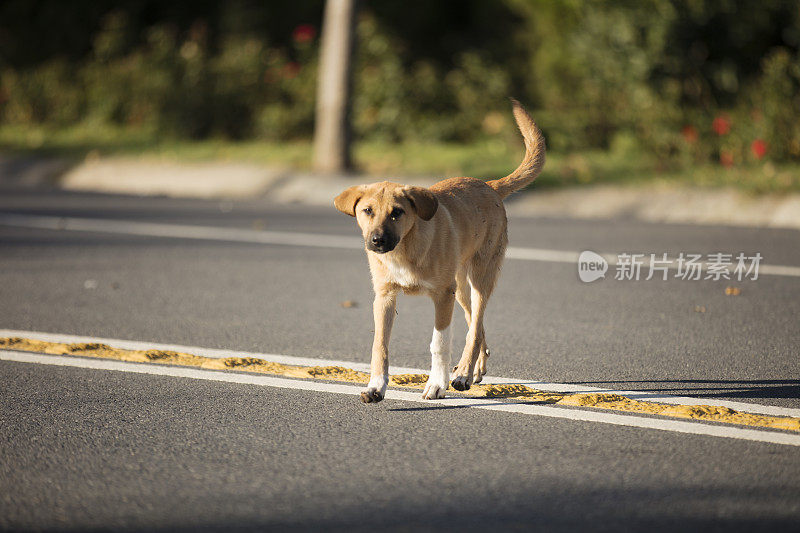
313, 0, 358, 174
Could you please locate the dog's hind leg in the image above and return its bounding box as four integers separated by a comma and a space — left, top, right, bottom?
473, 337, 490, 384
451, 240, 505, 391
422, 285, 455, 399
455, 271, 490, 384
451, 278, 487, 391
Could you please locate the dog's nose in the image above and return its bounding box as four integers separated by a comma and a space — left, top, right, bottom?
371, 233, 386, 247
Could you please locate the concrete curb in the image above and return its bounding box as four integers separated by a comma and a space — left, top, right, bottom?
5, 155, 800, 230
58, 156, 437, 205
504, 183, 800, 230
61, 158, 288, 199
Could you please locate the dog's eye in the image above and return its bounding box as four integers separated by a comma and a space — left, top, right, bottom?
362, 207, 373, 216
390, 208, 404, 220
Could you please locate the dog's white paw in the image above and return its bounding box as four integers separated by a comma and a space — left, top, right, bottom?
422, 375, 448, 400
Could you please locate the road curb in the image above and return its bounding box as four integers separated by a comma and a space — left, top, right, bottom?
505, 183, 800, 230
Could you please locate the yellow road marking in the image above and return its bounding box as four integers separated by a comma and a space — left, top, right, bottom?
2, 336, 798, 433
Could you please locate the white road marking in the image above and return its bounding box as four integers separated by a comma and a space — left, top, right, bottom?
2, 328, 799, 419
2, 348, 799, 448
2, 213, 799, 277
0, 212, 362, 250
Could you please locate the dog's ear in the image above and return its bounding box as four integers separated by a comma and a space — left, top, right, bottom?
334, 185, 366, 217
404, 186, 438, 221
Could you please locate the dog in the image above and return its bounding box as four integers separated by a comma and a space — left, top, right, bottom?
334, 99, 545, 403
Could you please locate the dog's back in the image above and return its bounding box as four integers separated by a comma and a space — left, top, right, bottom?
429, 177, 507, 261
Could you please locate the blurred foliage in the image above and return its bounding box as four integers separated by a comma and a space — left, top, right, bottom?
0, 0, 799, 176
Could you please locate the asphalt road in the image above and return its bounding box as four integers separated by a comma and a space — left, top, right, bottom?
1, 187, 799, 531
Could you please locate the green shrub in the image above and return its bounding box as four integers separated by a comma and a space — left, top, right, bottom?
0, 0, 798, 172
753, 47, 800, 160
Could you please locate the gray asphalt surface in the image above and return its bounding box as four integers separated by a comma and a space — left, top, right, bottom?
1, 187, 799, 531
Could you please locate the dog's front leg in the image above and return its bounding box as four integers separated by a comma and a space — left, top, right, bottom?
361, 288, 397, 403
422, 287, 455, 399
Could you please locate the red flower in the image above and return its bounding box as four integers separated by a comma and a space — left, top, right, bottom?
292, 24, 316, 44
751, 139, 768, 159
712, 115, 731, 136
681, 125, 698, 143
719, 150, 734, 168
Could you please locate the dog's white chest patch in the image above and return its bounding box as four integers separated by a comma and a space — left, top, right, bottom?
382, 257, 430, 289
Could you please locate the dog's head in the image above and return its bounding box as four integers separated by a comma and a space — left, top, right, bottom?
334, 181, 438, 254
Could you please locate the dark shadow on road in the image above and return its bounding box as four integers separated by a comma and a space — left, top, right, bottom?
388, 404, 474, 412
388, 398, 557, 412
566, 379, 800, 401
34, 487, 800, 533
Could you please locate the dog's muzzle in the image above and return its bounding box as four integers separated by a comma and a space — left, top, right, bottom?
366, 231, 397, 253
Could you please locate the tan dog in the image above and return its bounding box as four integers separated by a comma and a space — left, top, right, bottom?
334, 99, 545, 403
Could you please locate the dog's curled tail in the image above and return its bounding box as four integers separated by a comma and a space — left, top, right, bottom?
487, 98, 546, 200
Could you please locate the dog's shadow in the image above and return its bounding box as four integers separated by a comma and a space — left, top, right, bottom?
566, 379, 800, 401
389, 404, 473, 412
388, 379, 800, 411
388, 397, 556, 412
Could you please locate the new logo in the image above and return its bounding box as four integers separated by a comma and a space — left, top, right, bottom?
578, 251, 608, 282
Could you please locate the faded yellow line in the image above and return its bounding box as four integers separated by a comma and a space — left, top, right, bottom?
2, 336, 799, 433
